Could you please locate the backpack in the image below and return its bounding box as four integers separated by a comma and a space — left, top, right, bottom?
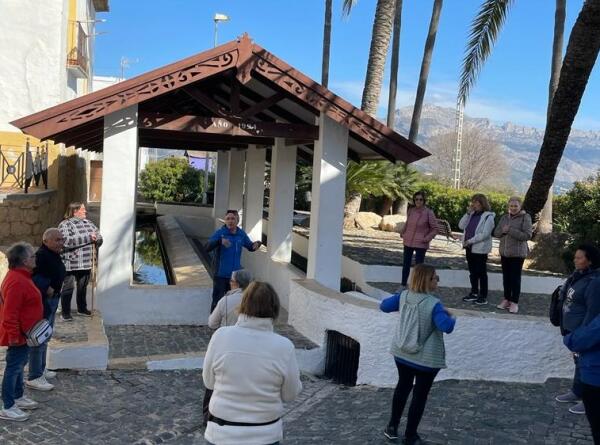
393, 291, 431, 354
548, 285, 563, 327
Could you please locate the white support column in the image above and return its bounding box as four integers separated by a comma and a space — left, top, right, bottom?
243, 144, 266, 241
267, 138, 297, 262
213, 150, 230, 223
97, 105, 139, 303
228, 149, 245, 219
307, 114, 349, 290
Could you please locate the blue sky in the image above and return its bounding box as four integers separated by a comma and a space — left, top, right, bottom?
95, 0, 600, 131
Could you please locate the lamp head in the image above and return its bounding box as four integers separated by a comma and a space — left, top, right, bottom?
214, 13, 229, 22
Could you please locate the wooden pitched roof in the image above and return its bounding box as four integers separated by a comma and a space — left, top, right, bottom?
11, 34, 429, 163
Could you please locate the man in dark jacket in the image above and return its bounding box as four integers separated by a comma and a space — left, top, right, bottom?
26, 228, 66, 391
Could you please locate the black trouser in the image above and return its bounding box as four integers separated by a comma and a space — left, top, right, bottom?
388, 361, 438, 439
211, 276, 230, 312
500, 256, 525, 303
202, 388, 213, 426
466, 248, 488, 298
61, 270, 91, 315
402, 247, 427, 286
582, 383, 600, 444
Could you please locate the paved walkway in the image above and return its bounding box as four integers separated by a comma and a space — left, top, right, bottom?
371, 283, 550, 318
0, 371, 593, 444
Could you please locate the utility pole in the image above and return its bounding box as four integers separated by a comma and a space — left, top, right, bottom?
452, 97, 464, 189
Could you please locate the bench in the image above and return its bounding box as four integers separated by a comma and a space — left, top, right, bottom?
436, 218, 461, 249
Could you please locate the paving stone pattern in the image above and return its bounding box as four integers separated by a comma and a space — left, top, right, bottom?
52, 314, 88, 343
106, 324, 317, 359
317, 227, 562, 277
371, 283, 551, 318
0, 371, 593, 444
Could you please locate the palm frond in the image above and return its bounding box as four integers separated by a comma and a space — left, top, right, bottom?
342, 0, 358, 17
458, 0, 514, 106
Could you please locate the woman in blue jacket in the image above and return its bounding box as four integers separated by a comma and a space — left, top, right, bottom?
380, 264, 456, 445
564, 312, 600, 444
206, 210, 261, 311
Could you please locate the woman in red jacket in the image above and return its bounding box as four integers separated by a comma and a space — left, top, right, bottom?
0, 242, 43, 422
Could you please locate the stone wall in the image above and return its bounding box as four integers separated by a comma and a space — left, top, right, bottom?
0, 190, 58, 246
0, 247, 7, 283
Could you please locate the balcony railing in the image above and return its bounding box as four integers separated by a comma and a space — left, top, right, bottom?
66, 21, 89, 77
0, 141, 49, 194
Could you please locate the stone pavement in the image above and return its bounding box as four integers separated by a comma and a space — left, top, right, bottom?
0, 371, 593, 444
371, 283, 551, 318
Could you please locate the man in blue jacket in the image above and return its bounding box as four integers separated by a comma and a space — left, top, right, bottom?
564, 312, 600, 443
206, 210, 261, 311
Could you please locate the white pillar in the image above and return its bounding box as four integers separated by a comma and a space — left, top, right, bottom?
243, 145, 266, 241
307, 114, 349, 290
213, 150, 230, 223
267, 138, 297, 262
228, 149, 245, 219
97, 105, 138, 302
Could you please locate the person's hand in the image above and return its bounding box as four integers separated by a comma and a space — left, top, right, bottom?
466, 204, 473, 215
91, 232, 98, 242
445, 308, 455, 319
502, 224, 510, 234
463, 240, 470, 248
451, 234, 459, 240
221, 237, 231, 248
252, 241, 262, 251
47, 286, 55, 297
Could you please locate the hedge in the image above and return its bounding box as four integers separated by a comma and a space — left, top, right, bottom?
416, 181, 512, 230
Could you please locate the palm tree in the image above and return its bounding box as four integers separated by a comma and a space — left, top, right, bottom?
387, 0, 404, 128
344, 161, 417, 221
321, 0, 333, 87
537, 0, 566, 233
459, 0, 600, 216
344, 0, 396, 116
408, 0, 444, 143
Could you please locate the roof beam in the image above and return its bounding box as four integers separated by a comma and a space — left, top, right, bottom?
239, 92, 285, 118
139, 113, 319, 140
182, 86, 232, 117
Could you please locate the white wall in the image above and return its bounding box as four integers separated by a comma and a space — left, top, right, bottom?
0, 1, 66, 129
288, 280, 574, 387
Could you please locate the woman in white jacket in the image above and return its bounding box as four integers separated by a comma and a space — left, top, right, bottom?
202, 281, 302, 445
458, 194, 496, 305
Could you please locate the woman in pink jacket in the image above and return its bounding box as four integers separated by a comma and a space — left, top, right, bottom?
399, 191, 438, 287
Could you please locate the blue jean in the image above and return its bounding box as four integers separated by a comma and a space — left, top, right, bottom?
28, 296, 60, 380
2, 344, 29, 409
401, 247, 427, 286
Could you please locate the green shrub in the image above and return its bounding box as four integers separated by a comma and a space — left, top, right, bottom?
416, 181, 511, 230
138, 157, 214, 203
553, 173, 600, 248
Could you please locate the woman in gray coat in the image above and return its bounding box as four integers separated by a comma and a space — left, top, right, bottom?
493, 197, 532, 314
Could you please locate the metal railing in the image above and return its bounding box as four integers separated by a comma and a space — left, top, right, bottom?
0, 141, 49, 193
66, 21, 89, 74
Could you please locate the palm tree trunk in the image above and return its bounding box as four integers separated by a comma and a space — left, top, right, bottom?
321, 0, 333, 87
361, 0, 396, 116
387, 0, 403, 128
409, 0, 443, 142
523, 0, 600, 216
344, 192, 363, 227
537, 0, 566, 234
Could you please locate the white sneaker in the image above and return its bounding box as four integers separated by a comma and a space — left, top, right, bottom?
44, 369, 57, 379
14, 396, 39, 410
0, 406, 30, 421
25, 376, 54, 391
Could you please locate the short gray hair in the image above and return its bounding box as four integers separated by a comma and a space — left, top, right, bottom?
231, 269, 253, 289
43, 228, 61, 242
6, 242, 34, 269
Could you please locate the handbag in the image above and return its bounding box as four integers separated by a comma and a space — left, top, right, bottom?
25, 319, 53, 347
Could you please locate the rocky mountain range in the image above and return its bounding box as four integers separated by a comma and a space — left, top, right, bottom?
393, 104, 600, 192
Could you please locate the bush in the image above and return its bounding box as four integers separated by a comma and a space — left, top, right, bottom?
138, 157, 214, 203
551, 173, 600, 269
416, 181, 511, 230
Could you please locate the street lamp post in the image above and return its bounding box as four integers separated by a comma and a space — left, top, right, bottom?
204, 13, 230, 205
